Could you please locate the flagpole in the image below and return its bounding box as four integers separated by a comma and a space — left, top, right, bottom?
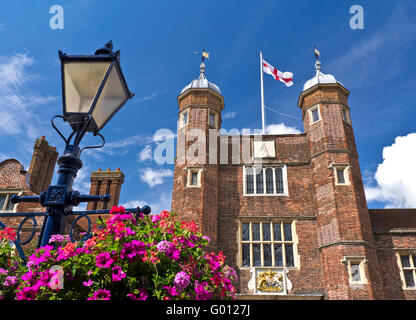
260, 51, 266, 135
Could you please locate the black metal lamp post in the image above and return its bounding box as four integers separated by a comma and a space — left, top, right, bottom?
8, 41, 149, 251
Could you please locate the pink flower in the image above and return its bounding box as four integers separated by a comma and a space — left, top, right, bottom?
174, 271, 190, 290
194, 281, 213, 300
87, 289, 111, 300
3, 276, 18, 287
111, 266, 126, 282
120, 240, 146, 261
151, 215, 161, 223
83, 279, 94, 287
15, 286, 38, 300
127, 288, 148, 300
156, 240, 181, 261
163, 285, 178, 296
95, 252, 114, 268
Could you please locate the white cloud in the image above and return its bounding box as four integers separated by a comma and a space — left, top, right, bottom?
223, 112, 237, 119
0, 53, 58, 138
132, 89, 168, 105
240, 123, 301, 135
365, 133, 416, 208
72, 165, 92, 195
121, 192, 171, 215
265, 123, 301, 135
138, 145, 153, 162
139, 167, 173, 188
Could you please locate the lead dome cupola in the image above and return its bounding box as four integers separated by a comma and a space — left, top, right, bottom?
303, 60, 342, 91
181, 62, 221, 95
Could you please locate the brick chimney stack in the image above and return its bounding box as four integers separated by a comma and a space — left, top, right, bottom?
27, 136, 58, 194
86, 168, 125, 211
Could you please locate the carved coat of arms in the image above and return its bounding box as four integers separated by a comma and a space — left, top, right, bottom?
256, 270, 284, 293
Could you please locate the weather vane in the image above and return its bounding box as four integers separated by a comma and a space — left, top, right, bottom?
310, 45, 320, 61
193, 49, 210, 62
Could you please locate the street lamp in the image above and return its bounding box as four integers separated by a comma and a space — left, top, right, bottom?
9, 41, 146, 250
60, 40, 134, 136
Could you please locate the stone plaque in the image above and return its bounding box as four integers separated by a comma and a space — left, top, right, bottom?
253, 141, 276, 158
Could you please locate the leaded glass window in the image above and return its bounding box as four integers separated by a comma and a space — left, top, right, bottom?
182, 111, 188, 126
266, 168, 274, 194
0, 193, 17, 212
256, 169, 264, 194
246, 168, 254, 194
240, 221, 296, 268
337, 169, 345, 184
275, 168, 284, 194
350, 263, 361, 282
311, 108, 320, 123
191, 172, 198, 186
400, 254, 416, 288
244, 166, 287, 195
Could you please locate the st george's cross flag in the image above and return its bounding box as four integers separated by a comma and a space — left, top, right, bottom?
262, 59, 293, 87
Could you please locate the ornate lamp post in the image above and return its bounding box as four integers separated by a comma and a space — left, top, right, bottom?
8, 41, 150, 251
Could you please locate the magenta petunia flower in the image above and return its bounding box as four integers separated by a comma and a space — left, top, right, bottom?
111, 266, 126, 282
120, 240, 146, 261
87, 289, 111, 300
15, 286, 38, 300
83, 279, 94, 287
127, 288, 148, 300
95, 252, 114, 268
163, 285, 178, 296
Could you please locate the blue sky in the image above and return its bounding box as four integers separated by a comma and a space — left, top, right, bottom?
0, 0, 415, 212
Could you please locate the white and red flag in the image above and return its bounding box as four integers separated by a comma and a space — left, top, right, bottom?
262, 59, 293, 87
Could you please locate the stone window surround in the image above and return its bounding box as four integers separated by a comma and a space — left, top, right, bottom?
341, 106, 352, 125
179, 109, 189, 128
207, 110, 218, 129
243, 165, 289, 197
396, 251, 416, 290
329, 163, 351, 186
185, 167, 203, 188
237, 219, 299, 270
0, 189, 24, 213
308, 104, 321, 124
341, 256, 368, 285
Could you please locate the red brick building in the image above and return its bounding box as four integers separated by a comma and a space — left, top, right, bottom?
0, 136, 124, 243
0, 136, 58, 238
171, 60, 416, 299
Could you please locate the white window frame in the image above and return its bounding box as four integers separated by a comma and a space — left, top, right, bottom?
179, 109, 189, 128
238, 220, 299, 269
208, 110, 218, 128
397, 252, 416, 290
330, 163, 351, 186
341, 256, 368, 285
186, 167, 203, 188
243, 166, 289, 196
341, 106, 351, 125
308, 104, 321, 124
0, 190, 20, 213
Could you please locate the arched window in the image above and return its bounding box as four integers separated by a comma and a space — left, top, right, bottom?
266, 168, 274, 194
245, 168, 254, 194
275, 168, 284, 194
243, 166, 287, 196
256, 168, 264, 194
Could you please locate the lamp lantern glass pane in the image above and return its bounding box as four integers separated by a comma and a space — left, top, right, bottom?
63, 61, 111, 114
91, 65, 129, 131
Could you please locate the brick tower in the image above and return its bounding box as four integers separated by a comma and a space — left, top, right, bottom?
171, 61, 224, 247
298, 59, 384, 299
27, 136, 58, 194
86, 168, 125, 211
